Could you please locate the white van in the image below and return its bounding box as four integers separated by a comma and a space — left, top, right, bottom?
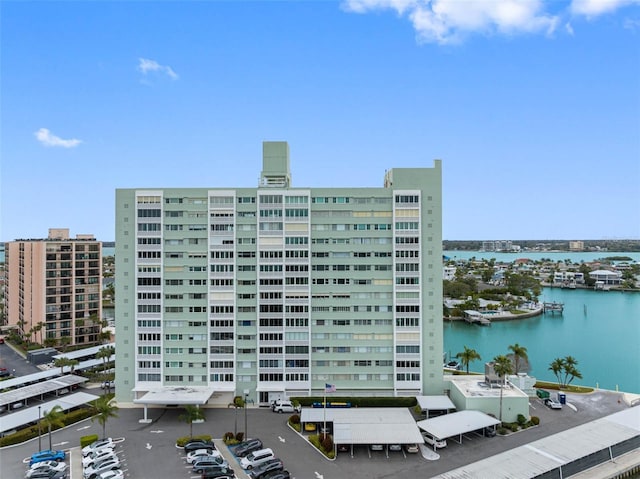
272, 400, 300, 413
240, 448, 275, 470
423, 433, 447, 449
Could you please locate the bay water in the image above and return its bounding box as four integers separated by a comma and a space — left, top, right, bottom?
443, 251, 640, 394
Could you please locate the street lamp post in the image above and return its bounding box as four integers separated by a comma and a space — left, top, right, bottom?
243, 389, 249, 440
37, 406, 42, 451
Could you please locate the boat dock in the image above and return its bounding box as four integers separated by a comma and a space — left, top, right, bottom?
543, 302, 564, 314
463, 310, 491, 326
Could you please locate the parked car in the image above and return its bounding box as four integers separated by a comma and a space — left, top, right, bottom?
232, 438, 263, 457
369, 444, 384, 451
26, 462, 67, 479
96, 471, 124, 479
240, 448, 275, 470
186, 448, 221, 464
271, 400, 300, 414
192, 456, 227, 474
423, 433, 447, 449
483, 427, 497, 437
545, 398, 563, 409
100, 381, 114, 389
82, 449, 117, 467
82, 458, 120, 479
200, 467, 235, 479
404, 443, 419, 453
194, 463, 234, 476
389, 444, 402, 452
247, 458, 284, 478
82, 438, 115, 457
30, 450, 66, 466
261, 471, 291, 479
28, 461, 67, 473
184, 439, 216, 453
26, 471, 67, 479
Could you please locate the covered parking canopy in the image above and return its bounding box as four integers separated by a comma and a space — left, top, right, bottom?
1, 391, 98, 435
417, 410, 500, 443
301, 407, 424, 447
416, 395, 456, 417
0, 375, 88, 409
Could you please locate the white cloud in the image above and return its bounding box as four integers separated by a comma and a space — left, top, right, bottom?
342, 0, 640, 43
565, 22, 575, 35
34, 128, 82, 148
137, 58, 178, 80
570, 0, 640, 18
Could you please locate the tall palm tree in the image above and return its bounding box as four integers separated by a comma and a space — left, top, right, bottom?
92, 395, 119, 439
41, 405, 65, 450
456, 346, 482, 374
549, 358, 565, 386
179, 404, 205, 439
492, 355, 514, 422
508, 343, 528, 374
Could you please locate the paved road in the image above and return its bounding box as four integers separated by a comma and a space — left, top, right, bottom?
0, 389, 631, 479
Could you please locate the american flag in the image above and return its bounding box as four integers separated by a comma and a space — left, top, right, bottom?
325, 383, 336, 393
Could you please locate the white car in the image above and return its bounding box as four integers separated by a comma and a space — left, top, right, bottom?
82, 438, 115, 457
26, 461, 67, 478
82, 449, 117, 467
186, 448, 222, 464
82, 458, 120, 479
97, 470, 124, 479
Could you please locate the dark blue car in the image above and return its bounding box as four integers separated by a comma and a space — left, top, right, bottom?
30, 450, 66, 466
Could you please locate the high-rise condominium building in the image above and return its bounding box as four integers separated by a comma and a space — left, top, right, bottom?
115, 142, 443, 407
5, 228, 103, 347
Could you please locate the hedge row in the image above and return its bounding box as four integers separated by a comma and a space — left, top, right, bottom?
0, 407, 94, 447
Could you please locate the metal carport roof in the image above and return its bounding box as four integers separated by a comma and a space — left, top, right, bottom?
417, 410, 500, 440
300, 407, 424, 445
432, 408, 640, 479
0, 391, 98, 434
52, 343, 114, 360
0, 375, 88, 408
416, 395, 456, 412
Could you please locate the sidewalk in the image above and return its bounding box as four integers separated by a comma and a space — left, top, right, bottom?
69, 446, 82, 479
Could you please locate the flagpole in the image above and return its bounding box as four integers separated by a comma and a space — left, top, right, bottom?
323, 390, 326, 438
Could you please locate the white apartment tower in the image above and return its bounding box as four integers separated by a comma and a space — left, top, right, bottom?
115, 142, 443, 408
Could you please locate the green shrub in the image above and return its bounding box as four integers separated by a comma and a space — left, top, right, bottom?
235, 432, 244, 442
497, 427, 509, 435
510, 423, 519, 432
517, 414, 526, 426
81, 434, 99, 448
530, 416, 540, 426
176, 434, 212, 447
321, 434, 333, 452
289, 414, 300, 424
223, 432, 234, 442
0, 426, 38, 447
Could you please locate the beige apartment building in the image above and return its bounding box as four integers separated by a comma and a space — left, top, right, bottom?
5, 228, 103, 347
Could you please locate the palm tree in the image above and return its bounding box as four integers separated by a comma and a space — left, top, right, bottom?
41, 405, 65, 450
54, 357, 73, 375
92, 395, 119, 439
549, 357, 565, 385
492, 355, 513, 422
456, 346, 481, 374
508, 343, 528, 374
179, 404, 205, 439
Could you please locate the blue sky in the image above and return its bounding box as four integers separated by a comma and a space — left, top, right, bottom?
1, 0, 639, 242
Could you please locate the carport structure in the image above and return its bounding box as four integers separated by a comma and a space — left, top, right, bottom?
417, 410, 500, 447
416, 395, 456, 418
0, 374, 88, 412
300, 407, 424, 456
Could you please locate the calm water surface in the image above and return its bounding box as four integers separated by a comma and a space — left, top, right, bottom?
444, 287, 640, 393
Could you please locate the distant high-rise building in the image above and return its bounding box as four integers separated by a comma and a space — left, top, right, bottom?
569, 241, 585, 251
5, 228, 103, 347
115, 142, 443, 408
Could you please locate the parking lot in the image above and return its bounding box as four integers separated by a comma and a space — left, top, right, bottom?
1, 389, 631, 479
